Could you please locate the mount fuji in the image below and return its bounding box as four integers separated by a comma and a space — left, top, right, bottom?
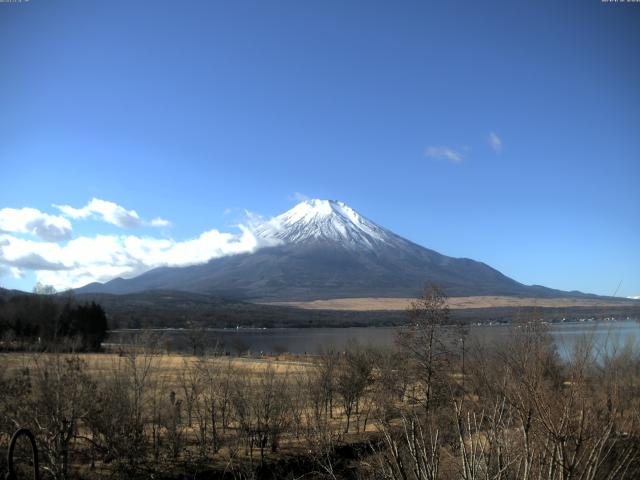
76, 199, 584, 300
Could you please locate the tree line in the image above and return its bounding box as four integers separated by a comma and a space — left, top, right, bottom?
0, 290, 108, 352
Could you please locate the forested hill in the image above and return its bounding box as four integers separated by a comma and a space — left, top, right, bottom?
76, 289, 640, 329
74, 290, 404, 328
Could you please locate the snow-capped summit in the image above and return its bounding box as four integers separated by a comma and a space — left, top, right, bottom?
254, 199, 396, 248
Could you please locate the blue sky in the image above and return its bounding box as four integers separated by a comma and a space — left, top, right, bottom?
1, 0, 639, 296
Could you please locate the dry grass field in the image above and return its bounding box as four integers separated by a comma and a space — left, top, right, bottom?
0, 348, 382, 478
265, 295, 638, 311
0, 351, 314, 383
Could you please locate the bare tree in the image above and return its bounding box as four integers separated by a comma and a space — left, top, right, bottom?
336, 345, 373, 433
85, 334, 158, 477
372, 348, 410, 422
397, 284, 450, 414
376, 411, 441, 480
302, 365, 343, 480
27, 354, 94, 480
193, 354, 232, 455
178, 358, 200, 428
316, 348, 339, 419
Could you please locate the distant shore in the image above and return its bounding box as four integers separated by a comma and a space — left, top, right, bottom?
263, 295, 640, 311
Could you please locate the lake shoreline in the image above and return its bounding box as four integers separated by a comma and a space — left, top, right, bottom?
106, 319, 640, 360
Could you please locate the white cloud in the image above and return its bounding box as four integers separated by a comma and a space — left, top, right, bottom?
54, 198, 153, 228
424, 146, 465, 164
10, 267, 25, 279
150, 217, 171, 227
0, 225, 279, 290
5, 252, 68, 271
0, 207, 72, 241
0, 199, 290, 290
488, 132, 502, 153
292, 192, 310, 202
55, 198, 141, 228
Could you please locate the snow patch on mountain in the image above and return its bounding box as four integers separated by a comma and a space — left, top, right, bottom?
253, 199, 398, 249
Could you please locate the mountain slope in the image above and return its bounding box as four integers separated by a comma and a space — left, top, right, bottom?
76, 199, 588, 300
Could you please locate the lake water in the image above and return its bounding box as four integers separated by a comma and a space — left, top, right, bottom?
107, 319, 640, 360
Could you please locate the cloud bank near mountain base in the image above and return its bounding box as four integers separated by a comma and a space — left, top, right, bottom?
0, 198, 277, 290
